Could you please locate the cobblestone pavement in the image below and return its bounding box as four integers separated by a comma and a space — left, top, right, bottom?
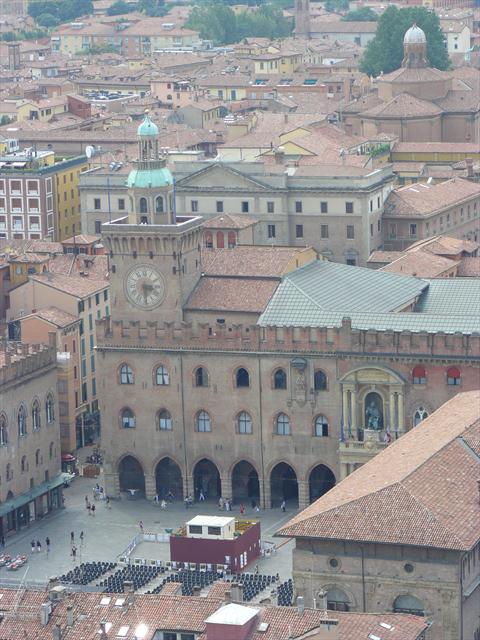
0, 472, 297, 586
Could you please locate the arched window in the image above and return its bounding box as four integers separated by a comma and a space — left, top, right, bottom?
413, 407, 428, 426
393, 595, 424, 616
227, 231, 236, 248
155, 365, 169, 386
21, 455, 27, 473
119, 364, 134, 385
139, 197, 148, 214
276, 413, 291, 436
235, 367, 250, 388
46, 394, 54, 423
155, 196, 164, 214
196, 410, 211, 432
237, 411, 252, 434
0, 415, 7, 446
205, 231, 213, 248
32, 400, 41, 430
216, 231, 224, 248
121, 408, 136, 429
447, 366, 461, 386
157, 409, 172, 431
6, 463, 12, 481
49, 442, 54, 459
314, 370, 327, 391
326, 589, 350, 612
18, 405, 27, 437
314, 415, 329, 437
273, 368, 287, 390
412, 365, 426, 384
194, 366, 209, 387
35, 449, 41, 466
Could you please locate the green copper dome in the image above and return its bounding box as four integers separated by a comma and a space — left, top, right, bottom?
127, 166, 173, 189
137, 113, 159, 137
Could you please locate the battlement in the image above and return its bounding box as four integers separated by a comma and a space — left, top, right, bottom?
96, 317, 480, 360
0, 334, 57, 388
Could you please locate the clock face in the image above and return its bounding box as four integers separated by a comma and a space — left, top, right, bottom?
124, 265, 166, 310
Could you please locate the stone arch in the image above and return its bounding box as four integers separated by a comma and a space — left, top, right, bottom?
118, 454, 145, 493
193, 458, 221, 500
270, 461, 298, 507
339, 365, 405, 386
393, 594, 425, 616
231, 460, 260, 503
321, 583, 357, 611
308, 464, 336, 503
155, 457, 183, 499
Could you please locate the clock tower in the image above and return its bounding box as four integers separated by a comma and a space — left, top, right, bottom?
102, 113, 203, 324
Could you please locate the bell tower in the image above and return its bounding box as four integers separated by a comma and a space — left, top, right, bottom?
102, 112, 203, 325
294, 0, 310, 38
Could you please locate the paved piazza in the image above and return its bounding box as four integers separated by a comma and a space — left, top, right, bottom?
0, 473, 297, 587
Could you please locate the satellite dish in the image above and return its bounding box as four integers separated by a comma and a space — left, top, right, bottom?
85, 145, 95, 158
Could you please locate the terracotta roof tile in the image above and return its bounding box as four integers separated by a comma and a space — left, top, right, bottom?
457, 257, 480, 277
186, 276, 278, 313
201, 246, 312, 277
31, 272, 108, 298
24, 306, 78, 328
277, 391, 480, 551
202, 214, 258, 229
361, 93, 442, 118
380, 251, 456, 277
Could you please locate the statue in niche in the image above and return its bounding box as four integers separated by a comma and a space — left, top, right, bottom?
365, 392, 383, 430
295, 374, 306, 393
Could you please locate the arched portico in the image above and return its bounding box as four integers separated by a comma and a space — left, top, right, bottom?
118, 455, 145, 495
270, 462, 298, 508
193, 458, 221, 500
231, 460, 260, 505
309, 464, 336, 503
155, 457, 183, 500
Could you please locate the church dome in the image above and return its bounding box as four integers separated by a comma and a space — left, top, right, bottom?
127, 166, 173, 189
404, 24, 426, 44
137, 112, 159, 137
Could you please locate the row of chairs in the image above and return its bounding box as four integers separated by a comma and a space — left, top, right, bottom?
98, 564, 162, 593
277, 579, 294, 606
60, 562, 116, 586
147, 568, 223, 596
228, 573, 278, 602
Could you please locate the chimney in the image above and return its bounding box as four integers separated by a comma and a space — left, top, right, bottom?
317, 590, 328, 610
40, 603, 51, 626
124, 580, 134, 594
193, 585, 201, 596
224, 590, 232, 604
99, 621, 108, 639
296, 596, 305, 615
230, 582, 244, 603
274, 146, 285, 165
52, 624, 62, 640
66, 605, 74, 627
465, 157, 473, 178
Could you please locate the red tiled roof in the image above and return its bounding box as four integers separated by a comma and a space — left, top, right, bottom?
202, 214, 258, 230
277, 391, 480, 551
201, 246, 313, 278
457, 257, 480, 277
185, 276, 278, 313
31, 272, 108, 298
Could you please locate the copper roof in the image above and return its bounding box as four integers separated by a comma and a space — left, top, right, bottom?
277, 391, 480, 551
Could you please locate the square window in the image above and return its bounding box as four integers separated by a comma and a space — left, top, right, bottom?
118, 198, 125, 210
320, 201, 328, 213
267, 201, 274, 214
241, 201, 249, 213
267, 224, 276, 238
295, 224, 303, 238
295, 201, 302, 213
345, 202, 354, 214
94, 198, 101, 210
346, 225, 355, 239
409, 223, 417, 237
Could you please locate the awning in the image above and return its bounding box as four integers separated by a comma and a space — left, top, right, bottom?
61, 454, 76, 462
0, 473, 68, 518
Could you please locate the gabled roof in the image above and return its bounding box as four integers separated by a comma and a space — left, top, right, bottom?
415, 278, 480, 316
277, 391, 480, 552
360, 93, 442, 118
201, 246, 312, 278
185, 277, 278, 314
202, 214, 258, 230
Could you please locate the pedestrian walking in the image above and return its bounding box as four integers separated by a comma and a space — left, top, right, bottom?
199, 490, 205, 502
160, 499, 167, 510
85, 495, 89, 506
255, 564, 259, 575
36, 540, 42, 552
91, 504, 95, 516
154, 494, 160, 504
86, 502, 91, 515
71, 545, 77, 562
80, 531, 84, 545
45, 537, 50, 554
139, 521, 144, 533
31, 540, 36, 553
0, 535, 5, 550
106, 496, 110, 508
218, 497, 224, 511
281, 500, 286, 513
239, 503, 245, 515
70, 531, 74, 544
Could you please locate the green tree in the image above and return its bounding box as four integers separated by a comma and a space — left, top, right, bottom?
139, 0, 167, 17
324, 0, 349, 13
342, 7, 377, 21
28, 0, 93, 26
107, 0, 134, 14
36, 11, 58, 26
360, 6, 450, 76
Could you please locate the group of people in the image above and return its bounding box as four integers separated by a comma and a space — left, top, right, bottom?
31, 538, 50, 554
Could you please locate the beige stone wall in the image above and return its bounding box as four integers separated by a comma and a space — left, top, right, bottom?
0, 347, 61, 511
292, 538, 463, 640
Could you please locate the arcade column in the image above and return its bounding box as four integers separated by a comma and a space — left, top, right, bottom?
298, 480, 309, 510
144, 473, 156, 501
